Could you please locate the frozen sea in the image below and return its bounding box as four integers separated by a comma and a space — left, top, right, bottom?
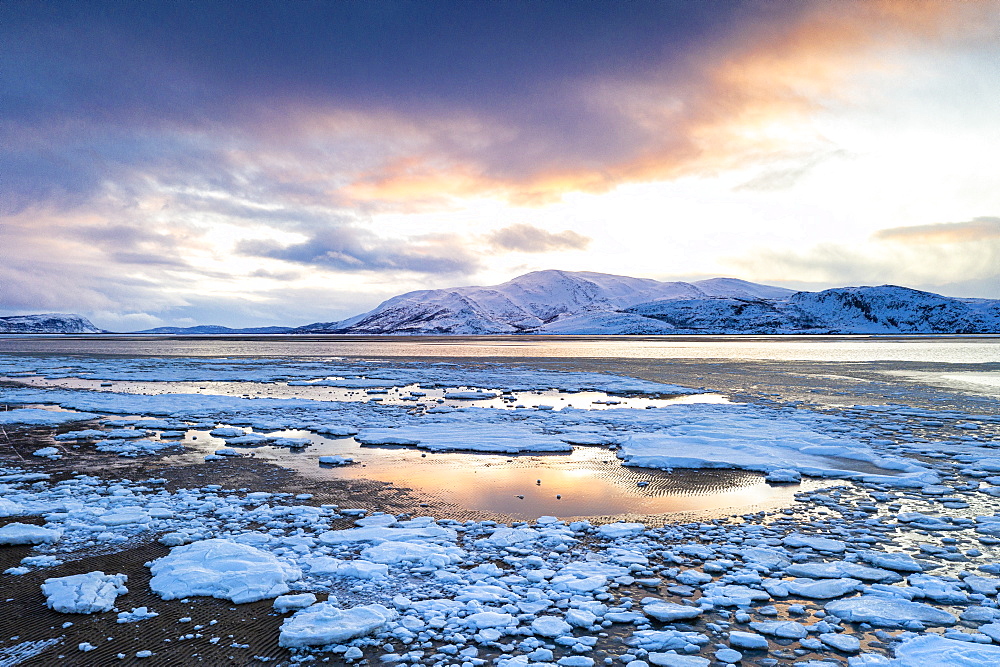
0, 335, 999, 665
2, 335, 996, 519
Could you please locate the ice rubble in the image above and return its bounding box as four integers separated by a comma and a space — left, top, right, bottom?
3, 357, 1000, 663
2, 452, 1000, 662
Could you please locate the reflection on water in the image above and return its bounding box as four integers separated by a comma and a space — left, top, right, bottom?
941, 372, 1000, 388
1, 334, 999, 364
883, 370, 1000, 397
166, 428, 826, 519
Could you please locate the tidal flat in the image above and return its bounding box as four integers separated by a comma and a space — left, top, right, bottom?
0, 336, 998, 666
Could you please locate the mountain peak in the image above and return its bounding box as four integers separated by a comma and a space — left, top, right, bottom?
297, 270, 795, 334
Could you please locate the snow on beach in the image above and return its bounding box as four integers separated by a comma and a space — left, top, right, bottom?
0, 353, 999, 663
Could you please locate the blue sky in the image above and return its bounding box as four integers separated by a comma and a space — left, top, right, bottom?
3, 0, 999, 329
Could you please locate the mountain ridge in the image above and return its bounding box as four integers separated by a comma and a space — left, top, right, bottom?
137, 325, 295, 335
0, 314, 104, 334
297, 270, 1000, 335
6, 271, 999, 334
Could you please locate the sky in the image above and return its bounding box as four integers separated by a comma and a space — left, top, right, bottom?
2, 0, 1000, 330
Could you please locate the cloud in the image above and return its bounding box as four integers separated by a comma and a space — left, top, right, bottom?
313, 1, 995, 208
249, 268, 301, 281
238, 226, 478, 275
2, 0, 998, 325
0, 203, 223, 317
4, 0, 993, 217
874, 216, 1000, 244
488, 224, 590, 253
730, 231, 1000, 298
735, 150, 850, 192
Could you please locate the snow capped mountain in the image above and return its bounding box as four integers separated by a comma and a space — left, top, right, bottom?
297, 270, 752, 334
0, 314, 103, 334
13, 274, 997, 335
613, 285, 1000, 334
689, 277, 796, 300
297, 270, 1000, 335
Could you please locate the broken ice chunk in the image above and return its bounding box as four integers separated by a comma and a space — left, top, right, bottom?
0, 523, 62, 545
824, 595, 956, 628
42, 571, 128, 614
278, 602, 397, 647
273, 593, 318, 613
148, 538, 301, 603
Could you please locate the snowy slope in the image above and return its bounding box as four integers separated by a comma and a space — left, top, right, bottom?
0, 314, 103, 334
299, 271, 1000, 335
691, 277, 796, 300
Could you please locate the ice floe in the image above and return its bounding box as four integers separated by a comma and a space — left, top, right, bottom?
116, 606, 158, 623
278, 602, 398, 647
824, 596, 957, 627
0, 522, 62, 545
0, 408, 99, 425
358, 421, 573, 453
148, 538, 302, 603
42, 571, 128, 613
890, 633, 1000, 665
273, 593, 318, 613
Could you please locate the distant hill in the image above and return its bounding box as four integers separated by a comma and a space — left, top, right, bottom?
14, 271, 999, 335
0, 314, 103, 334
137, 325, 295, 335
295, 270, 1000, 335
626, 285, 1000, 334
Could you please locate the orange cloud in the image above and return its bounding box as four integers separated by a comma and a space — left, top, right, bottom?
323, 0, 994, 208
875, 217, 1000, 244
117, 0, 990, 219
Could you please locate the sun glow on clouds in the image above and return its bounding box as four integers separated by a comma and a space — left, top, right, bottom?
2, 1, 1000, 327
